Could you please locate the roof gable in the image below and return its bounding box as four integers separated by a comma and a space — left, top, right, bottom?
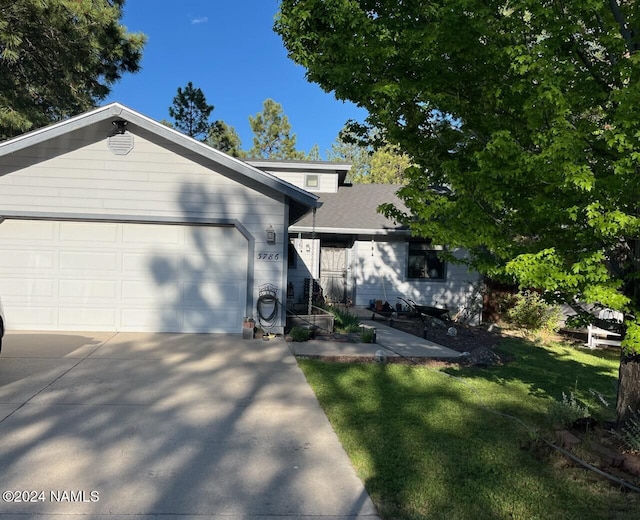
0, 103, 319, 217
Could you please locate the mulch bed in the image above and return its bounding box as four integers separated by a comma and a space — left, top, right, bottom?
385, 315, 502, 353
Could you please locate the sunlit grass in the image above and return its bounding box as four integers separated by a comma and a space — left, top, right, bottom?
300, 338, 637, 520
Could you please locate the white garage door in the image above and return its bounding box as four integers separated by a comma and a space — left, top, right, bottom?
0, 219, 248, 333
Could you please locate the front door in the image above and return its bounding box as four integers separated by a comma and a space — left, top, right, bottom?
320, 246, 349, 303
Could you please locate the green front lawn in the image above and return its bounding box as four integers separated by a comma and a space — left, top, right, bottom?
300, 338, 639, 520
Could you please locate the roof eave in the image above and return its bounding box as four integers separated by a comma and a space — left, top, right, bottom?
289, 226, 411, 235
0, 102, 320, 210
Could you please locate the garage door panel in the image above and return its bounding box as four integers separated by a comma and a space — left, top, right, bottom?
59, 279, 118, 299
0, 220, 248, 333
0, 278, 55, 297
59, 307, 119, 328
0, 250, 55, 269
124, 253, 182, 274
0, 220, 55, 240
59, 251, 119, 271
183, 282, 243, 305
60, 221, 119, 242
123, 224, 181, 244
10, 306, 57, 328
119, 307, 182, 332
121, 280, 180, 301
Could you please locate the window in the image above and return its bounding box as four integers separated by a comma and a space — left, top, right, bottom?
305, 174, 319, 189
407, 243, 446, 280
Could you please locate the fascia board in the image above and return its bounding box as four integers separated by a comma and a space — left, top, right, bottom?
289, 225, 411, 235
246, 159, 352, 172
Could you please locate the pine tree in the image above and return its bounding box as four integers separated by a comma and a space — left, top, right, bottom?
0, 0, 145, 139
247, 99, 306, 159
168, 82, 214, 140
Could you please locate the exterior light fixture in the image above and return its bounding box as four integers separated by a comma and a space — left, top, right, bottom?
266, 225, 276, 244
111, 120, 128, 134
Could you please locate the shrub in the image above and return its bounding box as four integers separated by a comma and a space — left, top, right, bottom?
548, 391, 590, 428
504, 290, 562, 336
326, 306, 361, 333
361, 328, 375, 343
289, 326, 310, 342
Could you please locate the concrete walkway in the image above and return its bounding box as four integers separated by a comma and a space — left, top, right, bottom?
0, 331, 379, 519
289, 318, 462, 360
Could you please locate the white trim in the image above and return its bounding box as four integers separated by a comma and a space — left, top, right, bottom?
290, 226, 411, 235
247, 159, 352, 172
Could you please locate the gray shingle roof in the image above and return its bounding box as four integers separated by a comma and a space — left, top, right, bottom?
291, 184, 410, 233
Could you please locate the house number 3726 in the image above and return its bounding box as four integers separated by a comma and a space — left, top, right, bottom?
257, 253, 280, 261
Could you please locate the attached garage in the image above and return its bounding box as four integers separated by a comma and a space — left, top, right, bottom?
0, 219, 248, 333
0, 103, 318, 334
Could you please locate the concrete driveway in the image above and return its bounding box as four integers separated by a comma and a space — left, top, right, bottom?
0, 332, 378, 519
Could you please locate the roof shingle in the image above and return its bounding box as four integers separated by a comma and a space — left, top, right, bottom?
292, 184, 409, 233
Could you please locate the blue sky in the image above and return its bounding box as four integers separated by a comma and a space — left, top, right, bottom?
105, 0, 367, 157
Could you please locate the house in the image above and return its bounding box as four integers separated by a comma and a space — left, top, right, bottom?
0, 103, 319, 334
247, 160, 483, 323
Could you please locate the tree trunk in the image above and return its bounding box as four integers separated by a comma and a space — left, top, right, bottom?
616, 351, 640, 424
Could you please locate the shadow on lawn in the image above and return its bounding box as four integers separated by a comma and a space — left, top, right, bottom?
446, 337, 620, 410
300, 341, 632, 520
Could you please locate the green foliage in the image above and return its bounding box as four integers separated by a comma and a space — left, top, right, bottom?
275, 1, 640, 356
328, 126, 412, 184
613, 408, 640, 452
169, 82, 214, 140
365, 143, 412, 184
325, 306, 361, 333
504, 291, 562, 336
206, 120, 242, 157
547, 391, 590, 428
622, 319, 640, 356
289, 325, 310, 342
360, 328, 375, 343
247, 98, 307, 159
327, 128, 371, 182
0, 0, 145, 138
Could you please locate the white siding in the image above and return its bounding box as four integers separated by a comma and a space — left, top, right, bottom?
262, 170, 338, 193
353, 240, 482, 323
0, 128, 290, 331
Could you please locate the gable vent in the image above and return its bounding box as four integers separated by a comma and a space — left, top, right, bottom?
108, 133, 134, 155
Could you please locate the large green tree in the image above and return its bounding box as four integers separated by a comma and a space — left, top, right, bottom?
276, 0, 640, 422
169, 82, 215, 140
247, 98, 307, 159
0, 0, 145, 139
